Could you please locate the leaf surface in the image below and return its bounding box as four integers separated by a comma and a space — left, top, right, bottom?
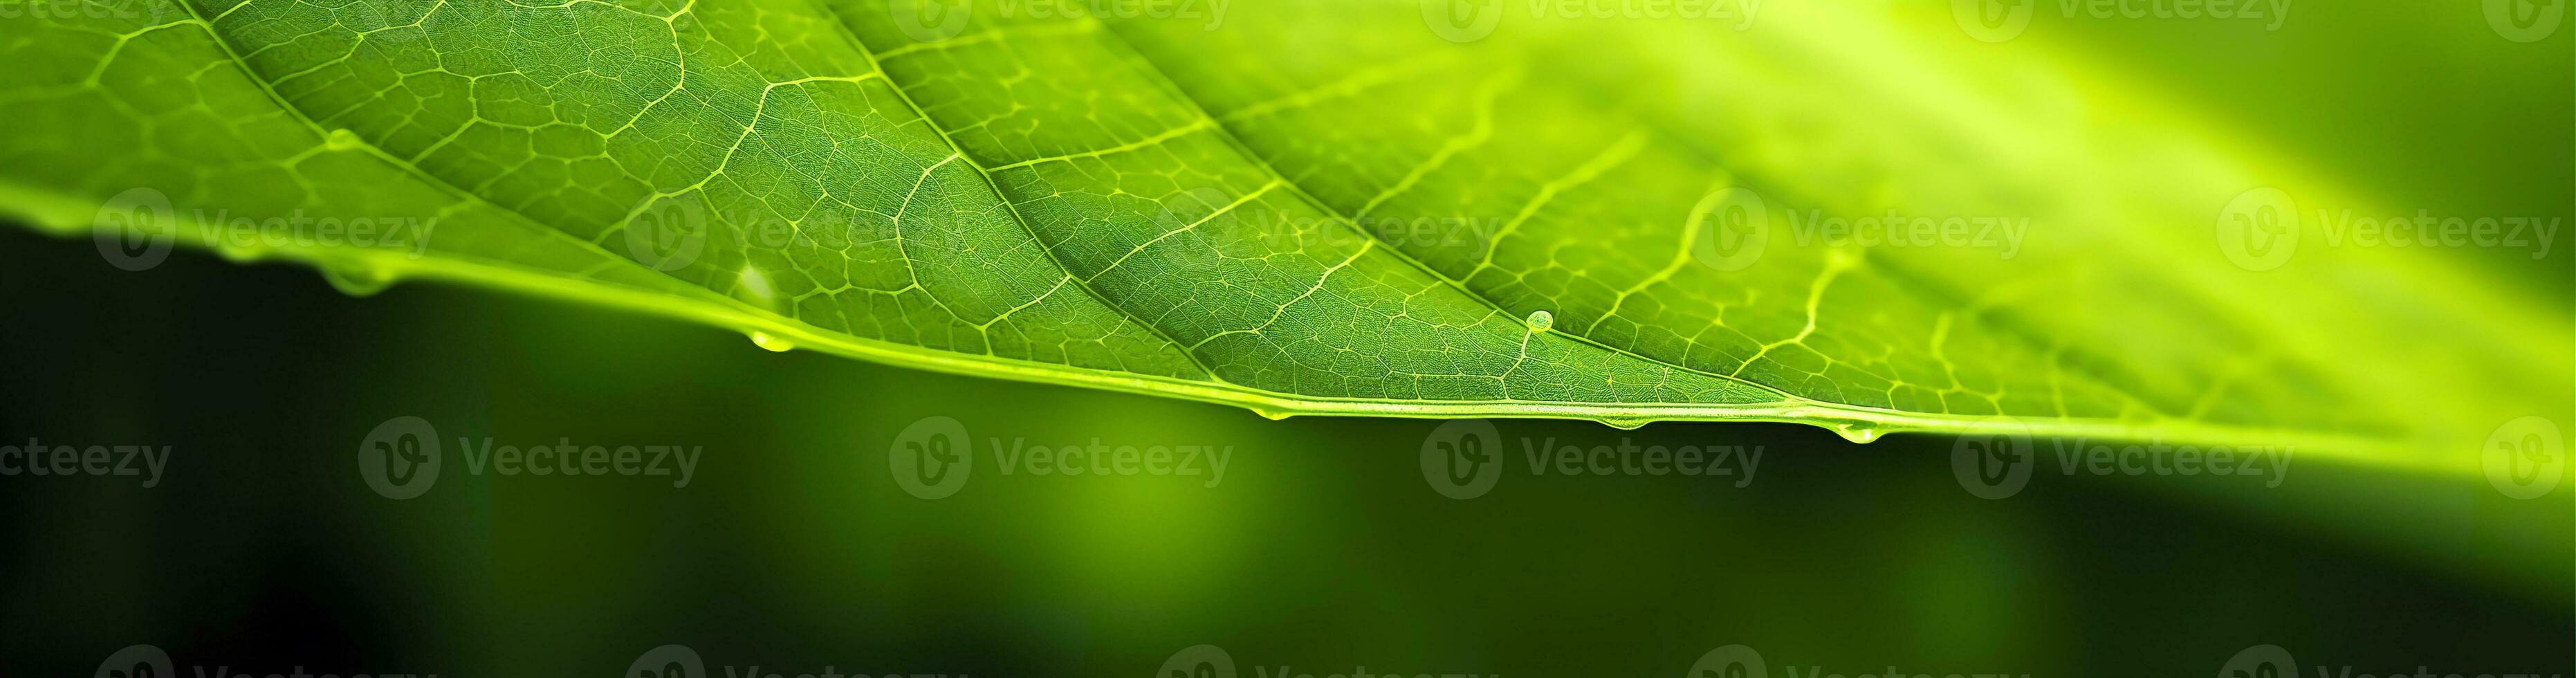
1, 0, 2561, 470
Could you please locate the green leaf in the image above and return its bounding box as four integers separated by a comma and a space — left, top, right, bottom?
1, 0, 2561, 475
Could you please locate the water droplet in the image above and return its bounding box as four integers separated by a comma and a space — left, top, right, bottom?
750, 331, 794, 352
1252, 408, 1292, 421
324, 128, 365, 151
1830, 423, 1882, 443
1525, 309, 1554, 331
320, 264, 395, 297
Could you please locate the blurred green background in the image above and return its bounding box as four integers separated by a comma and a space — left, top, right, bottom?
5, 0, 2575, 676
2, 233, 2569, 676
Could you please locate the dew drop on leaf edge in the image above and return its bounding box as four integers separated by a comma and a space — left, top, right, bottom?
1832, 423, 1882, 443
320, 264, 394, 297
1526, 309, 1554, 331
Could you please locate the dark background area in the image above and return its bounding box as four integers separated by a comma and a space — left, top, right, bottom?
3, 226, 2568, 676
